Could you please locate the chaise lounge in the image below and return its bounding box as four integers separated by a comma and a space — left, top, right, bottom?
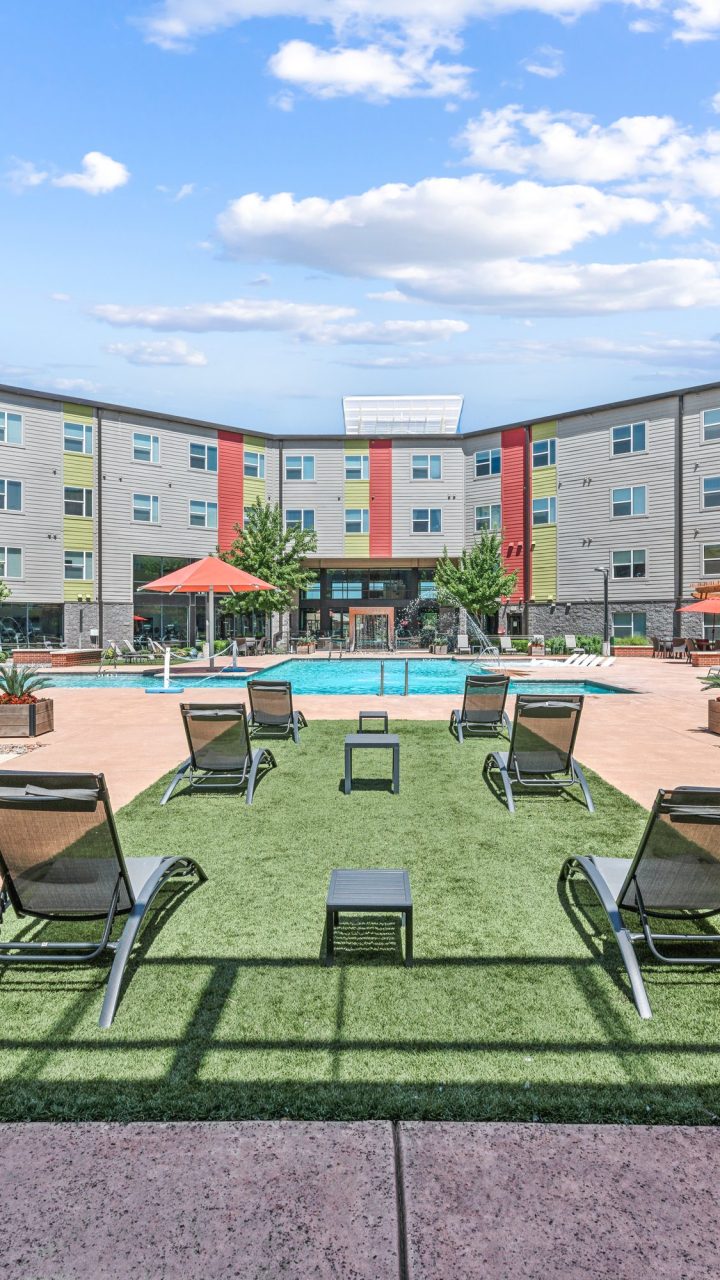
483, 693, 594, 814
562, 786, 720, 1018
161, 703, 276, 805
247, 679, 307, 745
450, 673, 511, 743
0, 769, 206, 1027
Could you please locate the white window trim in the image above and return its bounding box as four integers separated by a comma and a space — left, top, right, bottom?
64, 550, 93, 581
132, 493, 161, 525
284, 454, 316, 482
611, 548, 648, 581
701, 542, 720, 577
610, 420, 648, 460
475, 503, 502, 532
344, 508, 369, 535
0, 478, 23, 515
0, 410, 24, 448
0, 546, 23, 579
344, 454, 369, 481
63, 421, 94, 456
610, 484, 648, 519
188, 439, 218, 473
285, 508, 316, 530
532, 496, 557, 526
411, 508, 443, 535
701, 475, 720, 511
132, 432, 160, 466
474, 448, 501, 479
188, 499, 218, 530
63, 485, 93, 519
701, 407, 720, 446
411, 453, 443, 481
532, 438, 556, 469
244, 449, 265, 480
612, 610, 647, 639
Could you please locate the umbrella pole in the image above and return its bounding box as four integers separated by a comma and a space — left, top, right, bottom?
208, 586, 215, 670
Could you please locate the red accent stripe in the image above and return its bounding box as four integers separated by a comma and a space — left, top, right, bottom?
369, 439, 392, 557
217, 431, 243, 551
500, 428, 526, 601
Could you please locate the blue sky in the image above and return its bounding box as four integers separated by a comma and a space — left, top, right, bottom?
2, 0, 720, 432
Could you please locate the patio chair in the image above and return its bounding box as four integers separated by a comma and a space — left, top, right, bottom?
450, 674, 511, 744
112, 640, 148, 665
247, 679, 307, 745
161, 703, 276, 806
562, 786, 720, 1019
564, 634, 584, 654
484, 693, 593, 814
455, 633, 471, 655
0, 769, 206, 1028
499, 636, 515, 654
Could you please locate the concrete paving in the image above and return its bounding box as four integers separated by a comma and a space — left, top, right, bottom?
3, 1120, 719, 1279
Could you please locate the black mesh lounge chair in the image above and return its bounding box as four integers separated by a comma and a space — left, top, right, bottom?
247, 679, 307, 745
450, 673, 511, 743
161, 703, 276, 806
483, 693, 593, 814
562, 787, 720, 1018
0, 770, 206, 1028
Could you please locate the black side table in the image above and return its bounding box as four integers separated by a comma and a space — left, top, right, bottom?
344, 733, 399, 794
326, 869, 413, 966
358, 710, 389, 733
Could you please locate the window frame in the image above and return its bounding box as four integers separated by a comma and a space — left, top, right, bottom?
0, 410, 23, 447
532, 438, 556, 469
285, 508, 315, 532
611, 421, 647, 458
474, 448, 501, 478
702, 407, 720, 444
611, 548, 647, 580
188, 499, 218, 530
532, 496, 557, 526
702, 543, 720, 576
344, 453, 369, 482
243, 449, 265, 480
63, 421, 93, 456
411, 507, 443, 535
63, 485, 92, 518
132, 493, 160, 524
0, 546, 23, 579
64, 549, 93, 581
189, 440, 218, 473
0, 478, 23, 513
132, 431, 160, 465
284, 454, 315, 482
611, 484, 647, 519
475, 503, 502, 533
344, 508, 369, 535
702, 476, 720, 510
411, 453, 442, 481
612, 610, 647, 639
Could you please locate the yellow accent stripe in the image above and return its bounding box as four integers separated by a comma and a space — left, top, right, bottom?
62, 402, 94, 423
532, 421, 557, 441
532, 525, 557, 600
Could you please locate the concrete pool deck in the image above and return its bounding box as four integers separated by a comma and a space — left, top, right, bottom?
0, 655, 716, 808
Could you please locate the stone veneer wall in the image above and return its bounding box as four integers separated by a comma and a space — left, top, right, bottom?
101, 602, 134, 647
526, 599, 697, 639
63, 603, 100, 649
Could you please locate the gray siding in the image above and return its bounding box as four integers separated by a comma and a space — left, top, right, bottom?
281, 439, 344, 558
100, 411, 219, 603
0, 390, 65, 602
556, 397, 677, 603
682, 388, 720, 593
391, 440, 464, 556
462, 433, 502, 544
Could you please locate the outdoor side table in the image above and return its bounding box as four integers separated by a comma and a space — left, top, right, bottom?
344, 733, 399, 795
325, 869, 413, 967
358, 710, 389, 733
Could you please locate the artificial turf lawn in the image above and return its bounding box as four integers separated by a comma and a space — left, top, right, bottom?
1, 718, 719, 1126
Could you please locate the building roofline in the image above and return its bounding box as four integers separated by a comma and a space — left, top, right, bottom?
0, 376, 719, 443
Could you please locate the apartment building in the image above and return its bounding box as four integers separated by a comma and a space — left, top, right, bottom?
0, 383, 718, 649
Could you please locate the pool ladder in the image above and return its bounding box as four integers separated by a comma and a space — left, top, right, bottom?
379, 659, 409, 696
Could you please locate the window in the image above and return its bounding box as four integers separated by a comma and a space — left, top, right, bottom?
133, 493, 160, 524
613, 611, 647, 639
0, 411, 22, 446
302, 582, 321, 600
332, 580, 362, 600
133, 432, 159, 464
412, 508, 442, 534
703, 544, 720, 576
475, 448, 501, 477
703, 477, 720, 509
189, 441, 218, 472
63, 486, 92, 518
612, 549, 646, 579
64, 550, 93, 581
703, 408, 720, 443
0, 547, 22, 578
412, 454, 442, 480
63, 421, 93, 454
532, 496, 556, 525
285, 455, 315, 481
0, 479, 22, 512
612, 485, 646, 517
611, 421, 646, 456
532, 438, 556, 468
475, 503, 501, 532
189, 500, 218, 529
345, 508, 369, 535
285, 508, 315, 531
345, 453, 369, 481
244, 450, 265, 479
419, 580, 437, 600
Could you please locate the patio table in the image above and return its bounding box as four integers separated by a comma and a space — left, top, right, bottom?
344, 733, 399, 794
325, 869, 413, 966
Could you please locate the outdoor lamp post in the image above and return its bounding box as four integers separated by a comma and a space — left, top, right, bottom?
594, 566, 610, 655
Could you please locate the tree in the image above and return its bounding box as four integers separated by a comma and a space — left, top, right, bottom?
219, 499, 318, 620
434, 530, 517, 630
0, 580, 11, 604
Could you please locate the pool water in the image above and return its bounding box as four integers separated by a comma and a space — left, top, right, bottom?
47, 657, 626, 696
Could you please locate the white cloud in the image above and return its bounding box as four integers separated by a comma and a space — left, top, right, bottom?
50, 378, 99, 394
629, 17, 657, 31
459, 105, 720, 199
521, 44, 564, 78
5, 159, 49, 193
107, 339, 209, 366
344, 332, 720, 371
158, 181, 196, 200
269, 38, 471, 99
52, 151, 130, 196
366, 289, 410, 301
319, 318, 468, 343
673, 0, 720, 42
50, 292, 72, 303
216, 175, 658, 276
712, 91, 720, 114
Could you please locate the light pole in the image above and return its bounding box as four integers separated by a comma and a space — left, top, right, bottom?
594, 566, 610, 655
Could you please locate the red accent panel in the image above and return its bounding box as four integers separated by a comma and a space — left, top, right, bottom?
369, 439, 392, 557
500, 428, 527, 601
217, 430, 244, 551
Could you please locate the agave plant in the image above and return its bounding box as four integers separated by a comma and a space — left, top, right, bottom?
0, 662, 51, 704
701, 673, 720, 691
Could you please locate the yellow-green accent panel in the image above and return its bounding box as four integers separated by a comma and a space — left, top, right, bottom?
244, 477, 265, 507
64, 579, 94, 603
244, 434, 265, 452
532, 526, 557, 600
532, 421, 557, 441
532, 465, 557, 499
63, 517, 93, 551
63, 402, 94, 423
63, 455, 94, 486
344, 480, 369, 507
344, 440, 369, 455
344, 534, 370, 557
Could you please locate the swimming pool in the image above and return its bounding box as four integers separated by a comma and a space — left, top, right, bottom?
47, 658, 627, 696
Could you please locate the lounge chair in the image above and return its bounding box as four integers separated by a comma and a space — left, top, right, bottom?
484, 693, 593, 814
0, 769, 206, 1027
455, 633, 471, 655
110, 640, 148, 665
564, 634, 584, 654
562, 786, 720, 1019
450, 674, 511, 744
499, 636, 515, 654
161, 703, 276, 805
247, 679, 307, 745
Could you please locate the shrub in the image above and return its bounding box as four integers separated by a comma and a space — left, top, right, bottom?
0, 663, 51, 705
577, 634, 603, 655
612, 634, 649, 647
546, 636, 567, 655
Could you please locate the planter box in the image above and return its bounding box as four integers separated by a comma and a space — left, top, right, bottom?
0, 699, 54, 737
529, 645, 545, 657
611, 645, 654, 658
691, 652, 720, 668
12, 648, 102, 668
431, 644, 448, 655
709, 699, 720, 736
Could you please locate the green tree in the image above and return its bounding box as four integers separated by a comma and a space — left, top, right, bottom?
0, 580, 11, 603
220, 499, 318, 620
434, 530, 517, 630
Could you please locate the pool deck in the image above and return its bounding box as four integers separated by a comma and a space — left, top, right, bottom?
0, 654, 715, 808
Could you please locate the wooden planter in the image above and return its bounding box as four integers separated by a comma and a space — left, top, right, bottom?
529, 645, 545, 657
611, 645, 654, 658
0, 699, 54, 737
709, 698, 720, 736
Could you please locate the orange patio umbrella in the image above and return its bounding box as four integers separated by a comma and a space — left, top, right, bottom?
678, 595, 720, 643
140, 555, 277, 668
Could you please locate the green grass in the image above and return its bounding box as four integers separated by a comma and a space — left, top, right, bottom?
1, 719, 719, 1126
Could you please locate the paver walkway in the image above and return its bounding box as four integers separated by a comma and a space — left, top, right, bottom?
3, 1120, 719, 1279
